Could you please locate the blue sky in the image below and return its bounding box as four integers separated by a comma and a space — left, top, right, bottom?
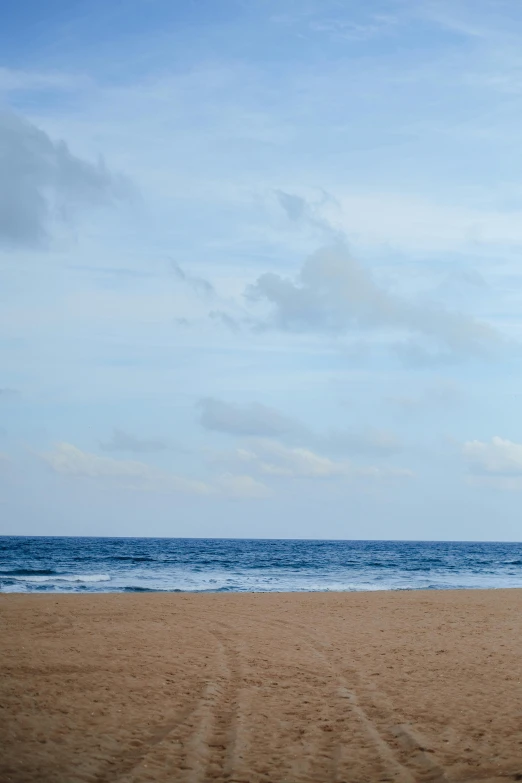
2, 0, 522, 539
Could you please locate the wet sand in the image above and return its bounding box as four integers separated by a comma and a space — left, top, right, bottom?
1, 590, 522, 782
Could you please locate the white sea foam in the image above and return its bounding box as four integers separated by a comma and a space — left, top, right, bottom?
21, 573, 111, 583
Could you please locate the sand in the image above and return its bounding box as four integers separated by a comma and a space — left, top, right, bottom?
1, 590, 522, 783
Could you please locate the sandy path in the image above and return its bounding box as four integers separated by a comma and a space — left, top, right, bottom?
1, 590, 522, 782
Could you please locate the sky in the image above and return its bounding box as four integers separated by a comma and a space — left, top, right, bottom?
1, 0, 522, 540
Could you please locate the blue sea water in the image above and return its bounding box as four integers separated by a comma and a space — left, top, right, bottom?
1, 537, 522, 593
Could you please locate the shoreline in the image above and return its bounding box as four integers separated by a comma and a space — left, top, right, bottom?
2, 589, 522, 781
3, 583, 522, 595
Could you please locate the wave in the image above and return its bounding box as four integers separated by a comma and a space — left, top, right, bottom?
21, 573, 111, 584
0, 568, 57, 576
110, 556, 155, 562
122, 586, 182, 592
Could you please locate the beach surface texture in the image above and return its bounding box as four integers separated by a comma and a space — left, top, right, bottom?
1, 590, 522, 782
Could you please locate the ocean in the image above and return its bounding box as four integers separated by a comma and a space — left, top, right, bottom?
1, 537, 522, 593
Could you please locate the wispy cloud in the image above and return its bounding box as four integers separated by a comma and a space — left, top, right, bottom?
0, 67, 89, 93
209, 310, 242, 333
308, 12, 399, 41
171, 260, 215, 296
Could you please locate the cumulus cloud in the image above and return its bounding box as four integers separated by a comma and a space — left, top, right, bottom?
198, 397, 401, 457
99, 428, 168, 454
0, 111, 128, 248
230, 439, 412, 481
40, 442, 268, 499
246, 243, 500, 360
462, 436, 522, 490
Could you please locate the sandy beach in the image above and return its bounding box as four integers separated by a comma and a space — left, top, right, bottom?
1, 590, 522, 783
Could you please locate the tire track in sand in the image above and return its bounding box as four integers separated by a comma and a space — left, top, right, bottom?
300, 619, 454, 782
93, 620, 242, 783
298, 617, 451, 782
180, 622, 244, 783
228, 610, 410, 783
260, 613, 450, 783
94, 695, 204, 782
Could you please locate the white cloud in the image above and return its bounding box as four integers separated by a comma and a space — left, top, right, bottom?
463, 436, 522, 477
40, 442, 268, 499
215, 472, 271, 499
226, 439, 412, 481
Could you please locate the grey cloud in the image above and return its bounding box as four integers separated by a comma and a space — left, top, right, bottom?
171, 260, 215, 296
0, 388, 20, 398
275, 189, 339, 235
0, 112, 129, 248
322, 428, 401, 457
391, 341, 459, 368
246, 243, 501, 361
198, 397, 401, 457
276, 190, 308, 222
199, 398, 304, 438
100, 428, 168, 454
209, 310, 241, 333
388, 380, 463, 410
